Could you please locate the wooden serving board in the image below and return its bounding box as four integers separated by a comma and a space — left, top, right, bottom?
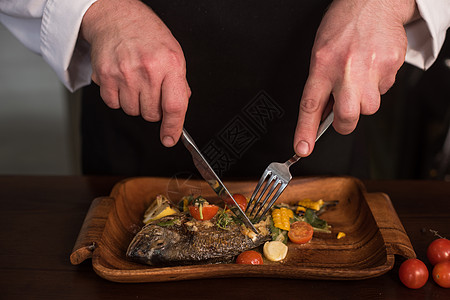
70, 176, 415, 282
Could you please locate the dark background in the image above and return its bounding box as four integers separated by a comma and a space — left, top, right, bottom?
77, 1, 450, 180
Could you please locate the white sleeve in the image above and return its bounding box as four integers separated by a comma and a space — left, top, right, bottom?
405, 0, 450, 70
0, 0, 97, 92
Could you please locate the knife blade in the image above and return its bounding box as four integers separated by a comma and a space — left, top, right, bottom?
180, 128, 258, 233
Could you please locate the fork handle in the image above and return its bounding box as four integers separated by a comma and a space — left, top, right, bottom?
315, 111, 334, 142
286, 154, 301, 167
286, 111, 335, 168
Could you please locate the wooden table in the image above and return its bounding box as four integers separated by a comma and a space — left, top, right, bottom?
0, 176, 448, 299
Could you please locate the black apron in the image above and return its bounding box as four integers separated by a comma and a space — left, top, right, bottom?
80, 0, 373, 178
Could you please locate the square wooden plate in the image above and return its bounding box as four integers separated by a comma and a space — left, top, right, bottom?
70, 176, 415, 282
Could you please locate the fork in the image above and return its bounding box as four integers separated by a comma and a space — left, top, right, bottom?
246, 111, 335, 222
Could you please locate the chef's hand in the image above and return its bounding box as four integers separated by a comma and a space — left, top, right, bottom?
81, 0, 190, 147
293, 0, 418, 157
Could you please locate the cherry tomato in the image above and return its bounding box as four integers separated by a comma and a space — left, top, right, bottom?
399, 258, 429, 289
432, 261, 450, 288
236, 250, 263, 265
188, 204, 219, 220
427, 238, 450, 266
224, 193, 247, 211
233, 194, 248, 211
288, 221, 314, 244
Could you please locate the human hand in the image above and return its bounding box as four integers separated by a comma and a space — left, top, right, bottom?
81, 0, 190, 147
293, 0, 418, 157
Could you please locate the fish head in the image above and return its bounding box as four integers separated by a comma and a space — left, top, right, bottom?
126, 223, 183, 265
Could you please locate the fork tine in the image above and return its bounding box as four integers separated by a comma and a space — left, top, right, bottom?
247, 111, 334, 222
246, 169, 270, 213
248, 173, 275, 216
251, 177, 280, 218
247, 169, 272, 214
254, 182, 288, 222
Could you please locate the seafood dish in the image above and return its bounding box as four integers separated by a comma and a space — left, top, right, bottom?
126, 194, 333, 266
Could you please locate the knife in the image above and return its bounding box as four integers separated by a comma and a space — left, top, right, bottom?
180, 128, 258, 233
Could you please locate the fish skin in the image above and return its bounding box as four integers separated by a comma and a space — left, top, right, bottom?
126, 212, 270, 266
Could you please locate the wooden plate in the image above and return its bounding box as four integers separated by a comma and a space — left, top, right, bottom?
70, 176, 415, 282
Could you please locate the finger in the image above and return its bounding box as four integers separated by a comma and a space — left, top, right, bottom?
378, 46, 405, 95
360, 86, 380, 116
332, 83, 361, 135
140, 81, 163, 122
118, 83, 140, 116
378, 72, 396, 95
160, 74, 189, 147
94, 72, 120, 109
186, 81, 192, 98
294, 77, 332, 157
91, 72, 100, 86
139, 59, 166, 122
99, 84, 120, 109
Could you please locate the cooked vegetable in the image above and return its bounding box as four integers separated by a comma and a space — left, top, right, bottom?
223, 193, 248, 212
337, 232, 346, 239
178, 195, 193, 212
236, 250, 264, 265
189, 204, 219, 221
232, 193, 248, 211
186, 195, 220, 221
304, 208, 329, 230
272, 207, 294, 231
269, 219, 288, 244
297, 198, 324, 211
216, 208, 233, 230
296, 206, 306, 214
143, 195, 179, 224
288, 221, 314, 244
132, 192, 337, 267
263, 241, 288, 262
156, 218, 181, 227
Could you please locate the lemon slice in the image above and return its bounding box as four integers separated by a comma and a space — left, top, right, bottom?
143, 195, 179, 223
263, 241, 288, 262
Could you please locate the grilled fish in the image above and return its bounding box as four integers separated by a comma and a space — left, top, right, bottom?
126, 212, 270, 266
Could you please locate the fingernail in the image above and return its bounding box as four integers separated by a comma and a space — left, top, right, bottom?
296, 141, 310, 156
162, 136, 175, 147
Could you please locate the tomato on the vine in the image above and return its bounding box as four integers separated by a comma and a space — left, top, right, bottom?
288, 221, 314, 244
236, 250, 263, 265
399, 258, 429, 289
427, 238, 450, 266
188, 204, 219, 221
432, 261, 450, 288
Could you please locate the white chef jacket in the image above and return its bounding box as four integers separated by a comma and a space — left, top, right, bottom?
0, 0, 449, 92
0, 0, 97, 91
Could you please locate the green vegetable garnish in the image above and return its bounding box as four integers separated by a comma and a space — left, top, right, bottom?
304, 208, 328, 229
157, 220, 175, 227
216, 209, 234, 230
156, 218, 181, 227
269, 216, 288, 244
192, 196, 208, 205
199, 203, 204, 220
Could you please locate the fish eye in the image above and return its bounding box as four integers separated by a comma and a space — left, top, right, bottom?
153, 239, 166, 248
